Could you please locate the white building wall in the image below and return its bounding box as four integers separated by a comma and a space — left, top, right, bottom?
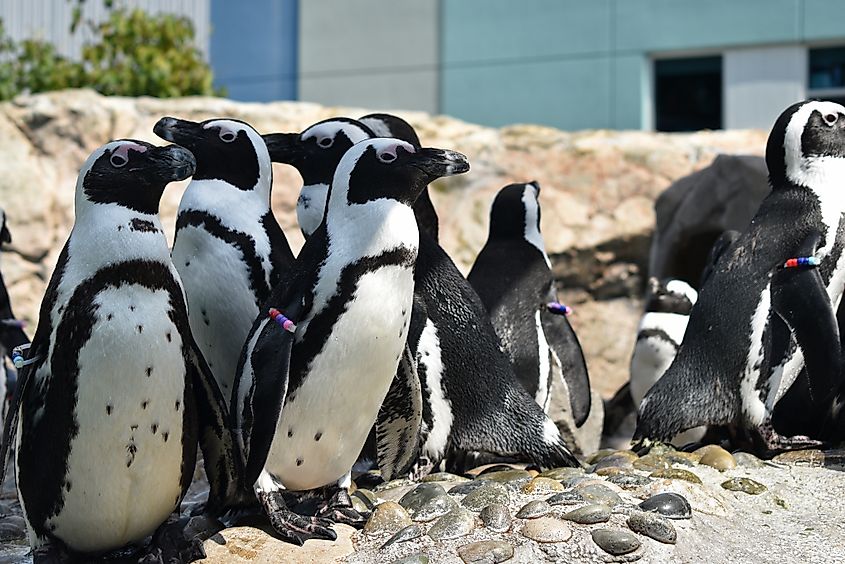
724, 45, 807, 129
0, 0, 210, 58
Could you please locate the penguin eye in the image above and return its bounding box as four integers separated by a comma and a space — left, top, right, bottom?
318, 137, 333, 149
378, 152, 397, 163
110, 154, 128, 168
823, 113, 838, 126
219, 130, 237, 143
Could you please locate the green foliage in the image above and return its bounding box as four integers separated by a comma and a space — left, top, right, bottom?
0, 3, 222, 101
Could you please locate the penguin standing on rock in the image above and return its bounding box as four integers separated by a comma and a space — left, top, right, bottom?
266, 119, 581, 477
468, 182, 600, 455
0, 140, 240, 561
636, 101, 845, 452
154, 117, 294, 398
233, 138, 469, 544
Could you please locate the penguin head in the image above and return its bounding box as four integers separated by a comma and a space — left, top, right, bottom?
262, 118, 374, 187
328, 138, 469, 213
644, 277, 698, 315
76, 139, 195, 216
153, 116, 271, 194
359, 114, 422, 148
0, 208, 9, 245
767, 99, 845, 189
488, 181, 543, 240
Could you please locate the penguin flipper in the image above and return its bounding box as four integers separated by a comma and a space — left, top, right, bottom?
771, 234, 841, 406
187, 346, 245, 511
376, 344, 423, 481
0, 358, 40, 486
238, 309, 296, 489
541, 304, 591, 427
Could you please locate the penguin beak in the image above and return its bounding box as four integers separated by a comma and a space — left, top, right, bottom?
408, 148, 470, 181
148, 145, 196, 182
153, 117, 205, 150
261, 133, 304, 164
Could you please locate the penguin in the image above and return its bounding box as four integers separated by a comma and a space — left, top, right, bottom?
629, 278, 698, 409
283, 117, 376, 238
359, 113, 440, 241
467, 182, 599, 454
0, 209, 30, 442
635, 100, 845, 453
153, 117, 295, 398
0, 140, 240, 560
232, 138, 469, 545
265, 120, 581, 477
628, 277, 705, 446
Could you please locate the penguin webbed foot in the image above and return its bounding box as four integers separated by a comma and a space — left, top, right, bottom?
137, 515, 206, 564
755, 423, 826, 457
32, 541, 72, 564
260, 491, 336, 546
316, 486, 369, 528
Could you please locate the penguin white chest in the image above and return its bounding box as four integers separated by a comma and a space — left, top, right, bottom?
173, 224, 260, 395
265, 264, 414, 490
44, 285, 187, 553
296, 184, 328, 236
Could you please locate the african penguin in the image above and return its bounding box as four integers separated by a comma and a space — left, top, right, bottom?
629, 278, 697, 408
636, 100, 845, 453
267, 119, 581, 477
154, 117, 294, 398
0, 140, 240, 559
629, 278, 705, 446
0, 209, 29, 443
467, 182, 600, 455
359, 113, 440, 241
263, 117, 375, 238
232, 138, 469, 545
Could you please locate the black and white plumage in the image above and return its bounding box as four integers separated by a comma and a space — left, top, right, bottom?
0, 210, 29, 442
636, 101, 845, 450
233, 138, 469, 544
468, 182, 598, 454
0, 140, 239, 557
359, 113, 440, 241
154, 117, 294, 398
629, 278, 697, 408
268, 119, 581, 477
264, 117, 375, 238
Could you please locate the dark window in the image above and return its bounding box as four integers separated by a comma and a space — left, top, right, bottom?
655, 56, 722, 132
808, 46, 845, 105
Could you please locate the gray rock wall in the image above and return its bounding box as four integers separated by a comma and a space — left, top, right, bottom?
0, 89, 769, 397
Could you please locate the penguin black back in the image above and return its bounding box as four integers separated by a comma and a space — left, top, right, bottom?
636, 100, 845, 449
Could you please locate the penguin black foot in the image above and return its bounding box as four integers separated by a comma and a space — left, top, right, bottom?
32, 541, 72, 564
260, 491, 337, 545
755, 424, 826, 456
317, 486, 369, 528
138, 516, 206, 564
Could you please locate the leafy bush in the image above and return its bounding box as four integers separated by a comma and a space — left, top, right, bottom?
0, 5, 222, 100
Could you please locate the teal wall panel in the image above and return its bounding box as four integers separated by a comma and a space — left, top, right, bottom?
612, 55, 648, 130
442, 57, 611, 130
614, 0, 800, 52
803, 0, 845, 41
442, 0, 611, 64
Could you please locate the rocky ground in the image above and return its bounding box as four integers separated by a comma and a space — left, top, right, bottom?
3, 447, 844, 563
